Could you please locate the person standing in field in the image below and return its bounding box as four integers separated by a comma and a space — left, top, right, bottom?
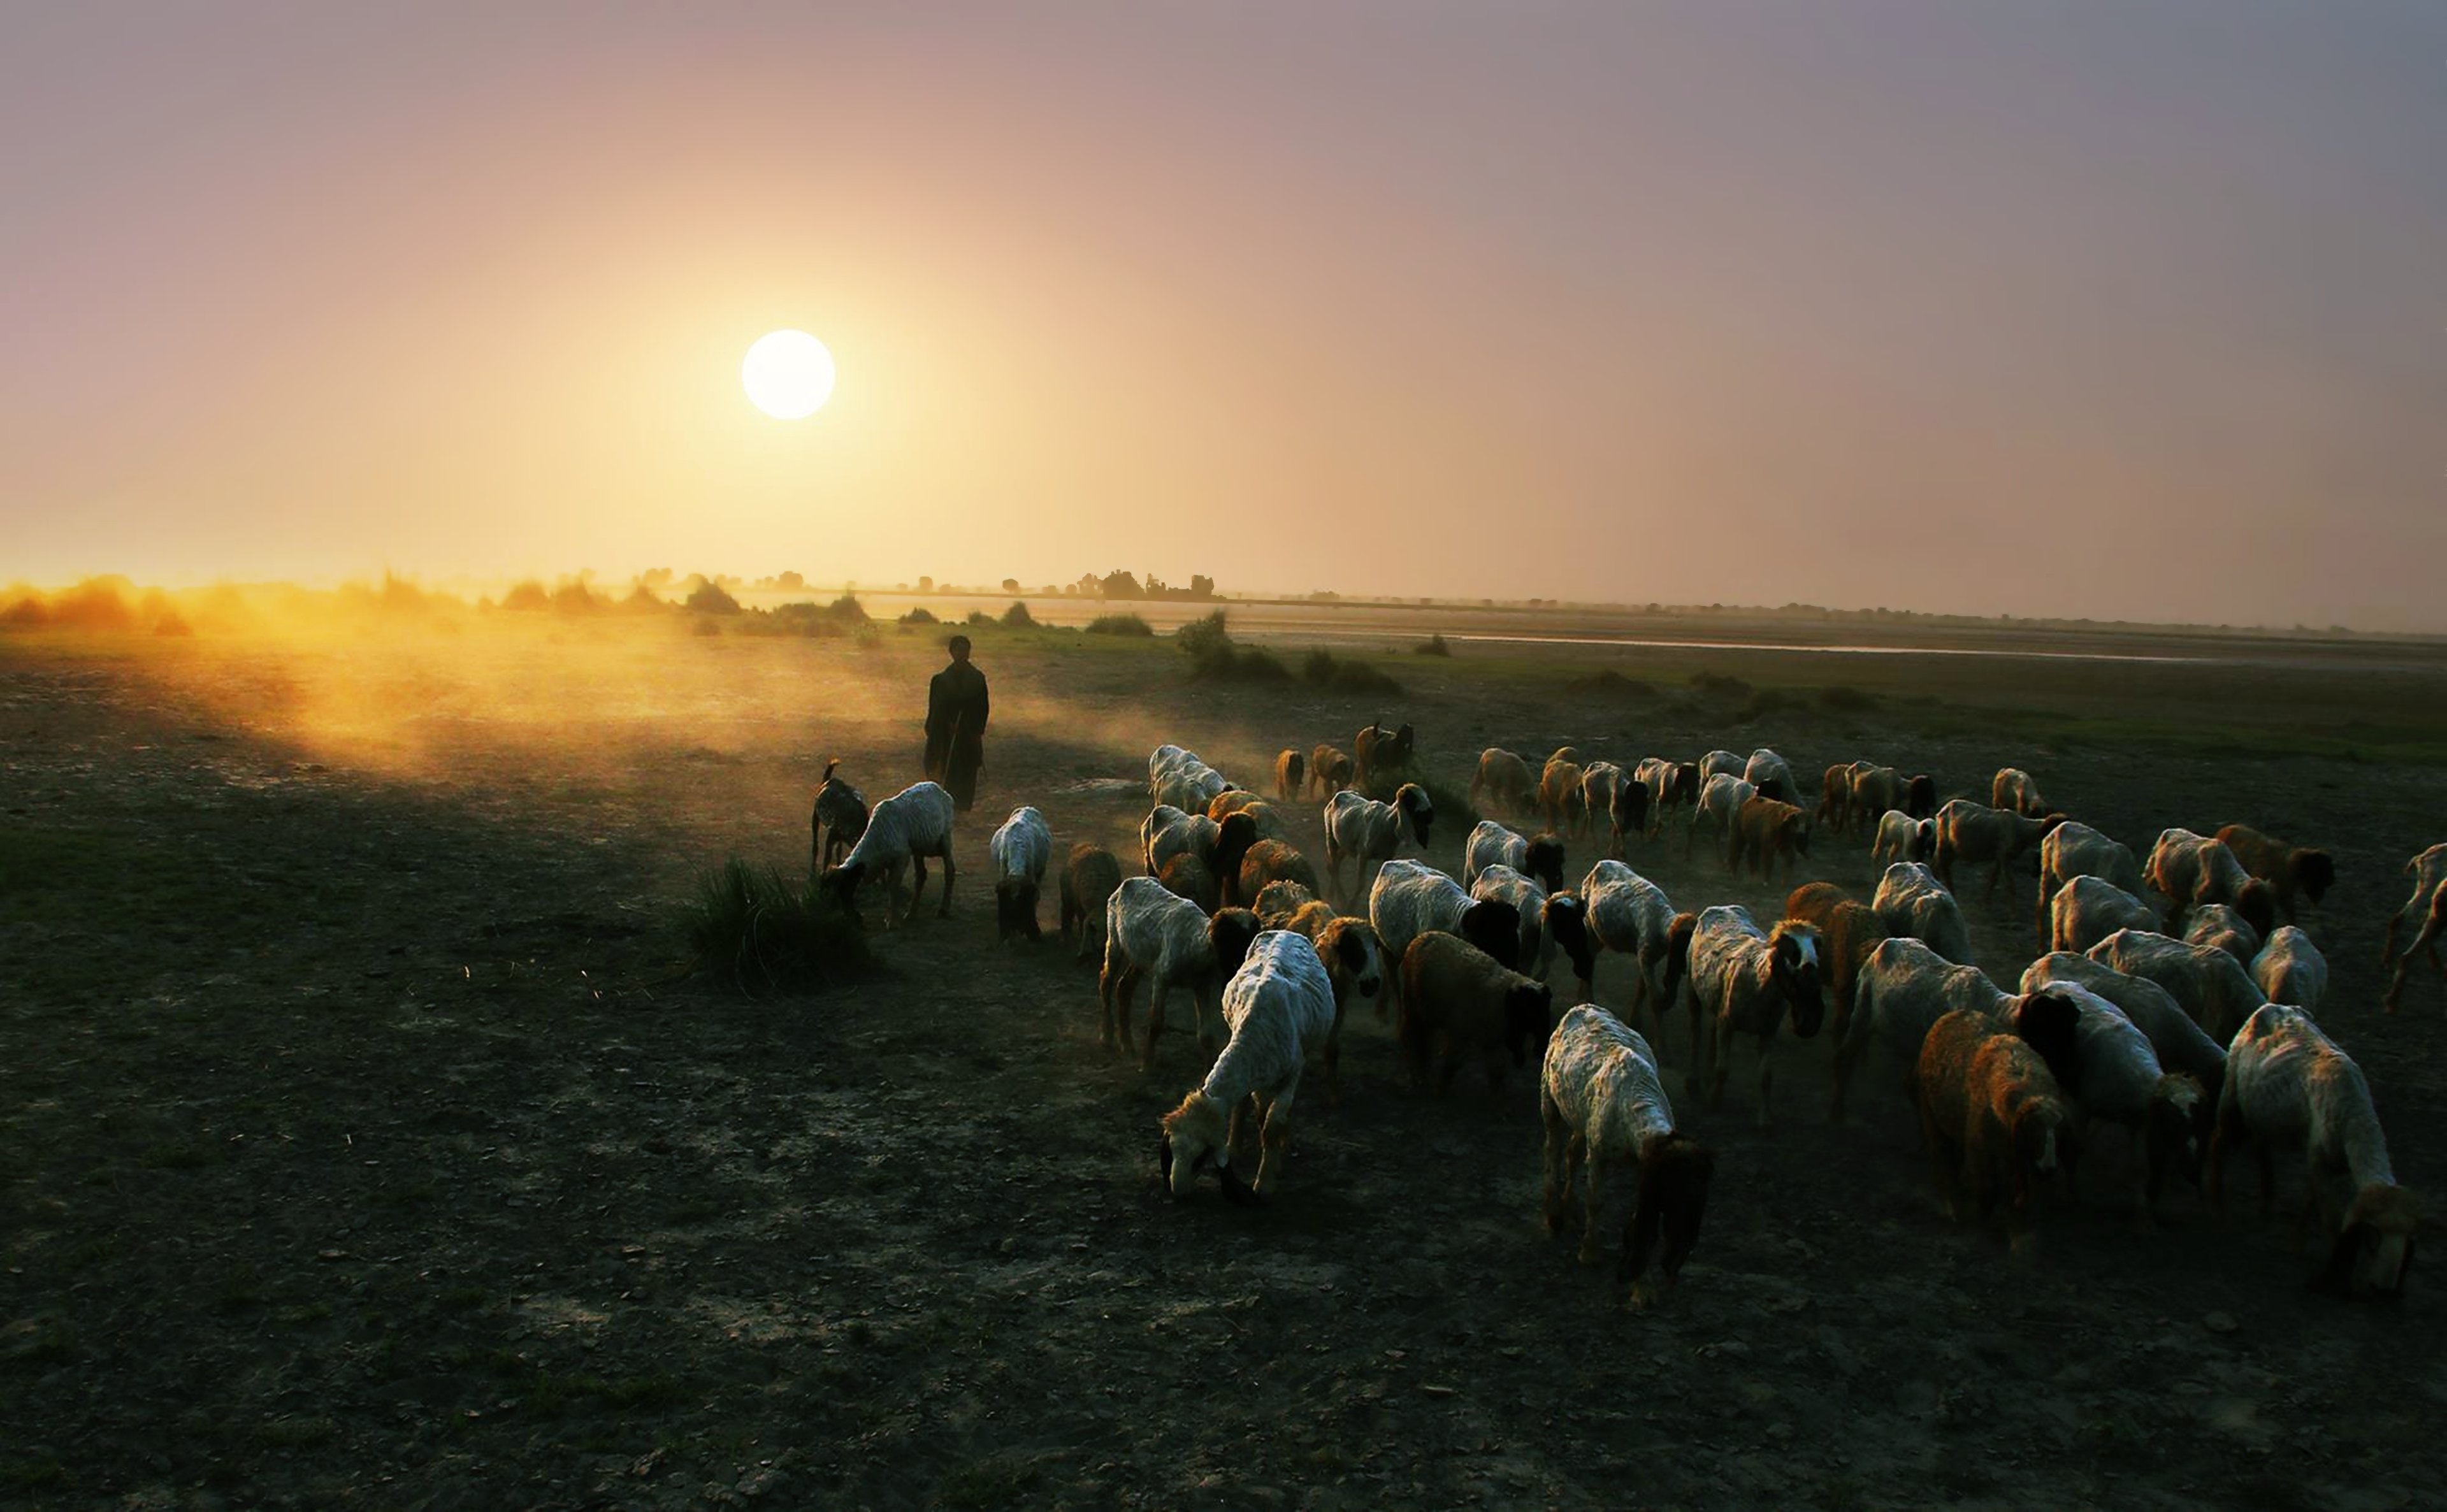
924, 634, 990, 812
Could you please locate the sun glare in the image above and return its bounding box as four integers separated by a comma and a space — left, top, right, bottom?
741, 329, 835, 419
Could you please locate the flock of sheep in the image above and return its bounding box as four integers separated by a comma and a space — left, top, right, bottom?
803, 726, 2447, 1308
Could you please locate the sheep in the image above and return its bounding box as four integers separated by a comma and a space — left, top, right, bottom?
1848, 765, 1907, 835
2144, 828, 2278, 939
2251, 925, 2327, 1013
988, 805, 1053, 942
1635, 757, 1703, 837
1873, 861, 1972, 965
1159, 930, 1339, 1202
1353, 720, 1416, 788
1101, 876, 1263, 1069
1272, 748, 1306, 801
1912, 1007, 2079, 1249
1684, 906, 1825, 1126
810, 759, 869, 874
2214, 823, 2336, 920
1324, 784, 1433, 902
1991, 767, 2047, 817
1278, 907, 1389, 1102
1368, 858, 1522, 973
2184, 904, 2263, 964
1933, 798, 2068, 903
1058, 843, 1123, 965
1581, 761, 1651, 858
1307, 744, 1355, 798
1698, 749, 1744, 785
1237, 838, 1322, 914
1253, 879, 1318, 928
2087, 928, 2266, 1042
1831, 935, 2016, 1123
2381, 844, 2447, 970
821, 781, 956, 929
2035, 821, 2144, 942
1815, 761, 1863, 832
1462, 819, 1565, 894
1579, 861, 1697, 1040
1871, 809, 1935, 866
1540, 1004, 1716, 1305
1469, 748, 1538, 822
1158, 853, 1220, 914
2035, 980, 2207, 1225
1904, 773, 1939, 819
1144, 805, 1260, 899
1728, 795, 1810, 882
1742, 748, 1798, 806
2048, 875, 2160, 955
1782, 881, 1887, 1044
1472, 864, 1595, 987
1208, 789, 1290, 846
1148, 744, 1234, 812
1687, 774, 1754, 862
1397, 931, 1555, 1094
1540, 751, 1589, 836
2207, 1004, 2421, 1297
2023, 953, 2227, 1109
2381, 875, 2447, 1014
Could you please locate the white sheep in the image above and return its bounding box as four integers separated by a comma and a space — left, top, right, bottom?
1871, 809, 1934, 867
821, 780, 956, 928
1141, 804, 1218, 877
2039, 979, 2207, 1225
2021, 953, 2227, 1107
1472, 863, 1595, 988
1324, 784, 1433, 902
1990, 767, 2046, 817
1580, 761, 1650, 857
1461, 819, 1566, 895
1101, 877, 1262, 1070
1160, 930, 1340, 1202
2183, 904, 2263, 965
1684, 906, 1825, 1127
1697, 749, 1745, 785
2207, 1005, 2422, 1296
1873, 861, 1972, 965
1148, 744, 1234, 813
1687, 774, 1754, 862
1633, 757, 1698, 838
2144, 828, 2277, 939
2384, 873, 2447, 1014
988, 805, 1053, 942
1540, 1004, 1716, 1305
1847, 765, 1907, 834
2048, 875, 2159, 955
2035, 821, 2144, 942
1831, 935, 2013, 1122
1742, 747, 1798, 805
1578, 860, 1696, 1041
1368, 858, 1520, 974
2251, 926, 2327, 1012
2086, 928, 2266, 1042
1933, 798, 2065, 904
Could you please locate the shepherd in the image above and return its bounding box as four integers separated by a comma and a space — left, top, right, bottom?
924, 633, 990, 812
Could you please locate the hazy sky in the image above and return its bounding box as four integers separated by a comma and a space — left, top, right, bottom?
5, 3, 2443, 627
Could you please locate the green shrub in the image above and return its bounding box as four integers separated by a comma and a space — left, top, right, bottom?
855, 623, 884, 651
683, 860, 870, 995
686, 581, 742, 615
1086, 613, 1154, 637
1002, 601, 1037, 629
502, 580, 551, 612
1302, 647, 1402, 695
1568, 668, 1654, 697
900, 606, 938, 625
826, 594, 869, 623
965, 609, 995, 628
1413, 633, 1454, 657
1174, 609, 1234, 661
1689, 670, 1750, 700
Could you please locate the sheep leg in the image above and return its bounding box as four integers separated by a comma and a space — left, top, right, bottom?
1752, 1030, 1776, 1129
1138, 981, 1169, 1073
1097, 949, 1124, 1051
1919, 1108, 1961, 1222
2380, 912, 2404, 969
1577, 1148, 1608, 1265
1828, 1021, 1859, 1124
1539, 1099, 1572, 1236
1254, 1088, 1296, 1197
1706, 1016, 1733, 1112
935, 849, 955, 918
1322, 1017, 1343, 1109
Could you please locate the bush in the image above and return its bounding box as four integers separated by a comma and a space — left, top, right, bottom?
1736, 688, 1802, 721
686, 581, 742, 615
1173, 609, 1233, 661
826, 594, 869, 624
1413, 633, 1454, 657
1086, 613, 1154, 637
503, 580, 552, 612
1302, 647, 1403, 696
1818, 684, 1879, 713
965, 610, 995, 628
691, 616, 722, 637
1001, 601, 1037, 629
683, 860, 870, 995
899, 606, 938, 625
1689, 670, 1750, 700
1568, 669, 1654, 698
855, 623, 884, 651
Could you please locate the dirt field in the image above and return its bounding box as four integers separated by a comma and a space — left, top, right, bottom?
6, 614, 2447, 1510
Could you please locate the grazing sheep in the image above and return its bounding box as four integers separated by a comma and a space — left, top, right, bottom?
1904, 773, 1939, 819
2214, 823, 2336, 920
1102, 877, 1262, 1068
1288, 909, 1388, 1102
1582, 761, 1650, 858
2049, 875, 2160, 955
1873, 861, 1973, 965
1368, 858, 1522, 973
1148, 745, 1234, 813
1158, 853, 1220, 914
1397, 932, 1555, 1094
2381, 844, 2447, 970
1933, 798, 2068, 903
821, 781, 956, 929
2023, 953, 2227, 1109
2036, 821, 2145, 942
1353, 721, 1416, 788
1541, 751, 1589, 836
2252, 925, 2328, 1013
1848, 765, 1907, 835
1308, 744, 1355, 798
1872, 809, 1935, 867
1473, 864, 1596, 987
2184, 904, 2263, 964
1160, 930, 1338, 1202
810, 759, 869, 874
1058, 843, 1124, 964
1729, 795, 1810, 882
1991, 767, 2047, 817
1912, 1007, 2079, 1248
1462, 819, 1566, 895
1687, 774, 1755, 862
1254, 880, 1318, 928
1470, 748, 1538, 822
1742, 748, 1798, 806
988, 805, 1053, 942
1783, 881, 1888, 1044
1832, 935, 2014, 1123
1273, 748, 1306, 801
1579, 861, 1697, 1039
2088, 928, 2267, 1042
1208, 790, 1291, 846
1698, 749, 1744, 785
2207, 1004, 2421, 1296
1324, 785, 1434, 902
1141, 804, 1218, 876
2382, 876, 2447, 1014
1540, 1004, 1716, 1305
2037, 981, 2207, 1223
2144, 828, 2278, 939
1635, 758, 1703, 837
1816, 761, 1863, 832
1684, 907, 1825, 1126
1238, 839, 1322, 914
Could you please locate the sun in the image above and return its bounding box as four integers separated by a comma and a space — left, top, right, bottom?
741, 329, 835, 419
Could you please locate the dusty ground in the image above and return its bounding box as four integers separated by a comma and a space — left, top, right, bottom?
6, 615, 2447, 1510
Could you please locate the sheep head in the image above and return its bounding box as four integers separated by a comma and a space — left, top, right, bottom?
1768, 923, 1825, 1038
1501, 979, 1556, 1068
2293, 848, 2336, 905
1906, 774, 1938, 818
819, 862, 868, 925
1546, 893, 1596, 984
1782, 810, 1811, 856
1624, 1132, 1717, 1290
1662, 912, 1700, 1010
1159, 1091, 1260, 1206
1211, 812, 1261, 898
1323, 918, 1384, 1002
1396, 783, 1434, 847
2145, 1074, 2207, 1192
1207, 908, 1262, 980
2323, 1183, 2423, 1299
1524, 833, 1567, 893
1458, 898, 1522, 971
2005, 988, 2085, 1099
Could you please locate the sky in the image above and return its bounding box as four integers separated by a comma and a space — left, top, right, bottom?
4, 2, 2443, 628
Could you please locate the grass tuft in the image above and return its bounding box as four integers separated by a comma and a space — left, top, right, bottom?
1085, 612, 1153, 637
1000, 601, 1037, 629
1413, 633, 1454, 656
683, 860, 871, 995
1301, 647, 1404, 695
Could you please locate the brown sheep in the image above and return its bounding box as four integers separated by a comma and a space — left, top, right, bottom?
1912, 1007, 2079, 1249
1815, 763, 1859, 832
1397, 932, 1555, 1095
1308, 744, 1355, 798
1848, 765, 1907, 834
1470, 747, 1539, 822
1253, 880, 1318, 927
1058, 843, 1124, 965
1991, 768, 2047, 817
2383, 877, 2447, 1014
1933, 799, 2068, 902
1158, 853, 1220, 914
1540, 753, 1589, 837
1273, 748, 1306, 800
1353, 721, 1416, 789
1267, 905, 1390, 1103
1904, 773, 1938, 819
1729, 795, 1810, 882
1238, 839, 1323, 913
2212, 823, 2335, 920
1784, 881, 1888, 1043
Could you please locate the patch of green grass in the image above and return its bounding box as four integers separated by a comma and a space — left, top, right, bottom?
682, 858, 871, 995
1085, 612, 1153, 636
1301, 647, 1403, 695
